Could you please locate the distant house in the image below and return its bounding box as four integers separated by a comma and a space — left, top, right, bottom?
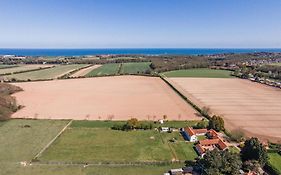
182, 127, 207, 142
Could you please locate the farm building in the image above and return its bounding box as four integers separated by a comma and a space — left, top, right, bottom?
181, 127, 207, 142
195, 138, 228, 157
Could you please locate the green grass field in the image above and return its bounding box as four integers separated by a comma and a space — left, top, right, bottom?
85, 63, 120, 77
120, 62, 152, 74
0, 119, 69, 162
0, 119, 195, 175
39, 121, 198, 163
5, 64, 88, 80
163, 68, 233, 78
268, 153, 281, 174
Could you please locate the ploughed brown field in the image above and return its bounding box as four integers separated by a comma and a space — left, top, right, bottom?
168, 78, 281, 142
11, 76, 200, 121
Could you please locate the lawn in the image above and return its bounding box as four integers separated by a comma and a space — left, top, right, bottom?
40, 128, 173, 163
268, 152, 281, 174
85, 63, 120, 77
162, 68, 233, 78
0, 119, 69, 162
39, 121, 199, 163
120, 62, 152, 74
5, 64, 88, 80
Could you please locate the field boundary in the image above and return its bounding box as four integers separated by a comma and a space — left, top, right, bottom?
32, 120, 73, 162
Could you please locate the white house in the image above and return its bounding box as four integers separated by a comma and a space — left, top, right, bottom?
182, 127, 208, 142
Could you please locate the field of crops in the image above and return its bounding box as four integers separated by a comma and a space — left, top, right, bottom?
120, 62, 151, 74
0, 64, 18, 69
86, 63, 120, 77
5, 64, 88, 80
39, 120, 197, 163
0, 64, 53, 75
163, 68, 233, 78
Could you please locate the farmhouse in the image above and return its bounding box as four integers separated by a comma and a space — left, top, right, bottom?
195, 138, 228, 157
182, 127, 207, 142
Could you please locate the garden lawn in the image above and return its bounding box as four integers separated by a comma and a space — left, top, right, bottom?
5, 64, 88, 80
163, 68, 233, 78
39, 128, 174, 163
0, 119, 69, 162
86, 63, 120, 76
268, 152, 281, 174
120, 62, 151, 74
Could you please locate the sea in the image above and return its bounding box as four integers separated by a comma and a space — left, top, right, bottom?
0, 48, 281, 56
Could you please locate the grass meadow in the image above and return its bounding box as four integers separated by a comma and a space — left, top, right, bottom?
0, 119, 69, 162
163, 68, 233, 78
120, 62, 151, 74
85, 63, 120, 77
39, 120, 198, 163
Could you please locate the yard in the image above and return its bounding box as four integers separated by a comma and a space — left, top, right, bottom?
39, 120, 198, 163
85, 63, 120, 76
5, 64, 88, 80
162, 68, 233, 78
120, 62, 152, 74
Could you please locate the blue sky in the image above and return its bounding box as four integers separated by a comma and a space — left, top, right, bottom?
0, 0, 281, 48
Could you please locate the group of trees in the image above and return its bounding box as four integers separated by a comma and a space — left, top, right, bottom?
196, 137, 268, 175
208, 115, 224, 132
111, 118, 153, 131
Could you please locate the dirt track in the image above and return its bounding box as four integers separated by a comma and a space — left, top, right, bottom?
168, 78, 281, 142
11, 76, 200, 121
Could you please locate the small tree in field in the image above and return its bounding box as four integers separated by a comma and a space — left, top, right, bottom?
163, 115, 167, 121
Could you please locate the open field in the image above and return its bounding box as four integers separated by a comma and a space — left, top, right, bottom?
86, 63, 120, 77
0, 163, 182, 175
12, 76, 200, 120
69, 64, 101, 77
120, 62, 151, 74
167, 78, 281, 142
39, 121, 197, 163
4, 64, 88, 80
163, 68, 233, 78
0, 64, 53, 75
268, 153, 281, 174
0, 119, 185, 175
0, 119, 69, 162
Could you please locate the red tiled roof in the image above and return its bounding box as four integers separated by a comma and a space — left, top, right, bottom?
193, 128, 208, 135
196, 144, 205, 155
184, 127, 195, 136
217, 138, 228, 150
207, 129, 219, 138
199, 139, 220, 146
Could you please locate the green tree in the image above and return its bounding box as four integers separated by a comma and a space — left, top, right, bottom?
195, 119, 208, 129
197, 149, 242, 175
208, 115, 224, 131
241, 137, 268, 167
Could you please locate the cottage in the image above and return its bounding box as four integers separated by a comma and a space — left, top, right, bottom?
195, 138, 228, 157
